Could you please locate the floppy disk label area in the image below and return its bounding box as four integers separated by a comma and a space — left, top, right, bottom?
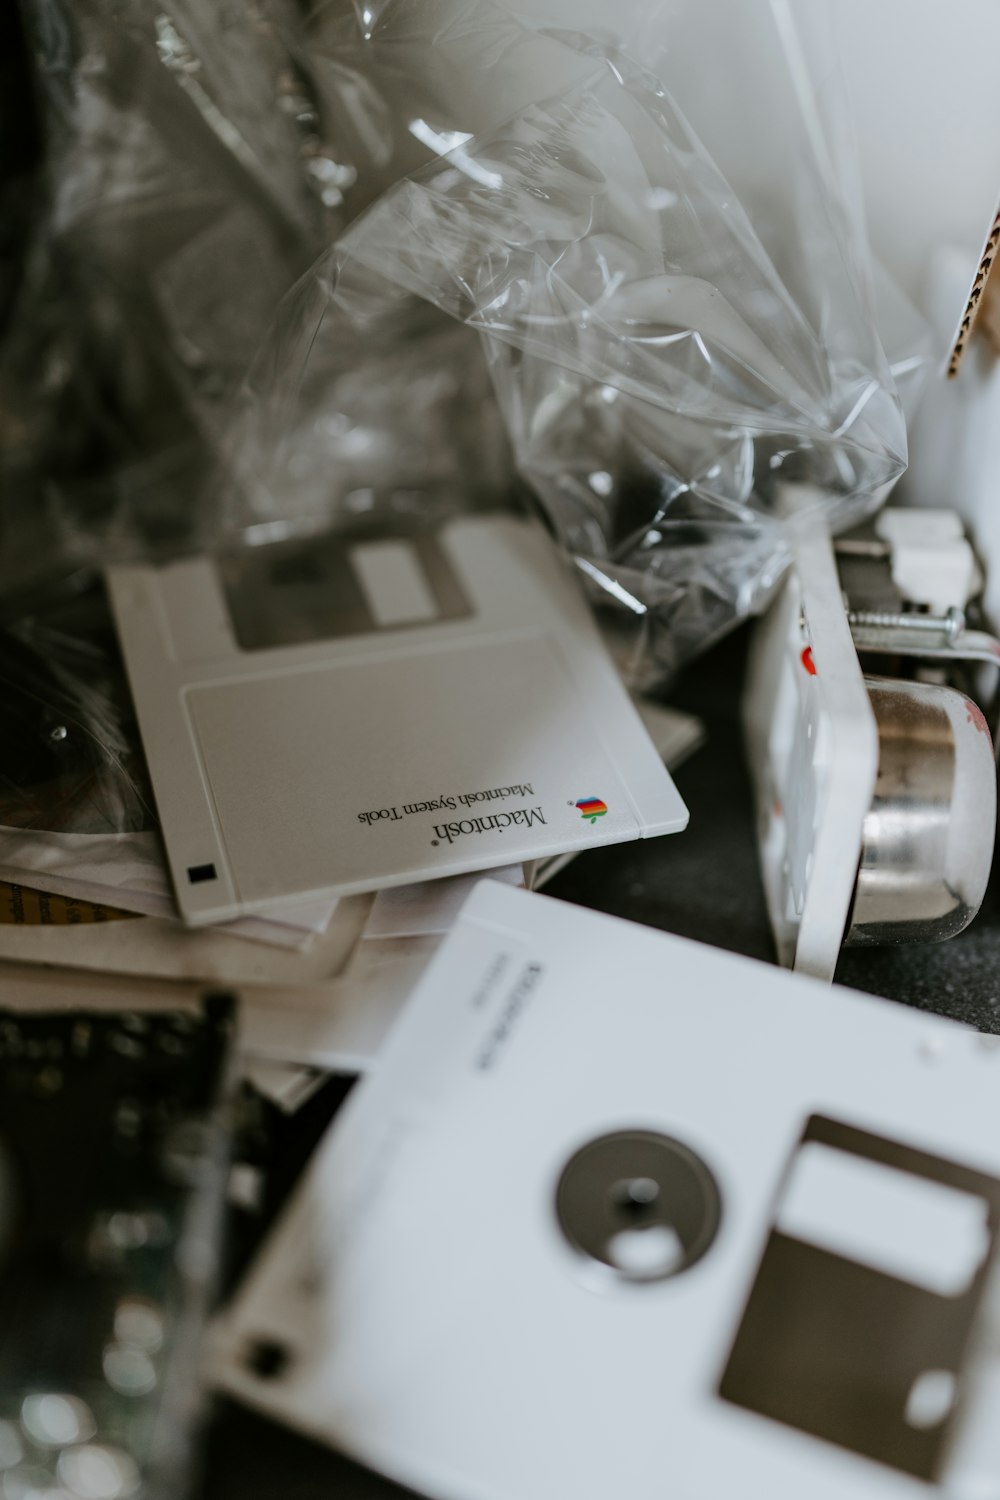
185, 634, 644, 903
215, 883, 1000, 1500
107, 520, 687, 925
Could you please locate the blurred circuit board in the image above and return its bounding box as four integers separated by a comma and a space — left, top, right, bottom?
0, 996, 235, 1500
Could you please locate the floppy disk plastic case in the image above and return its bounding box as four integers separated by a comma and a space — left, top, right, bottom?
106, 518, 687, 925
216, 883, 1000, 1500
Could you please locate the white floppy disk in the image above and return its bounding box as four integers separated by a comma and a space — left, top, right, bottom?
106, 518, 687, 925
216, 883, 1000, 1500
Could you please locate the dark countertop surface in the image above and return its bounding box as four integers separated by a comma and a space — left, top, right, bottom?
200, 622, 1000, 1498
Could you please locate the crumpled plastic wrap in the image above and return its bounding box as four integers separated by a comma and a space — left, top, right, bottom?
0, 578, 154, 836
0, 0, 351, 592
2, 0, 933, 685
227, 0, 934, 675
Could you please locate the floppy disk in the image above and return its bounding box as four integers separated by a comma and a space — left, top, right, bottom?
216, 883, 1000, 1500
106, 518, 687, 925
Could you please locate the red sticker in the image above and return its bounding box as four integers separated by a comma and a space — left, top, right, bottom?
800, 646, 816, 677
966, 701, 991, 736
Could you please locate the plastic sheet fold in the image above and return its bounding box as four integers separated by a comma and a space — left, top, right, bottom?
231, 0, 932, 672
3, 0, 933, 684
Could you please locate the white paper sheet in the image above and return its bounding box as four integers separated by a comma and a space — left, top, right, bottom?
0, 828, 339, 948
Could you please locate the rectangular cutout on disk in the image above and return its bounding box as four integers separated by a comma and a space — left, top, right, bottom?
720, 1114, 1000, 1479
777, 1140, 989, 1296
351, 541, 439, 627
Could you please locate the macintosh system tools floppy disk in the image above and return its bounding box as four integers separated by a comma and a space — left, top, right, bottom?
107, 518, 687, 925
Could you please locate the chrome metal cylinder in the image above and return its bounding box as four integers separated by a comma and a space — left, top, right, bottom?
845, 677, 997, 946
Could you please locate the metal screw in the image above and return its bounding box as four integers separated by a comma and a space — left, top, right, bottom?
847, 606, 965, 641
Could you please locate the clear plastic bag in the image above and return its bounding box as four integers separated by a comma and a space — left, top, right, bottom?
230, 0, 933, 673
226, 291, 515, 538
0, 578, 154, 837
2, 0, 934, 677
0, 0, 358, 593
